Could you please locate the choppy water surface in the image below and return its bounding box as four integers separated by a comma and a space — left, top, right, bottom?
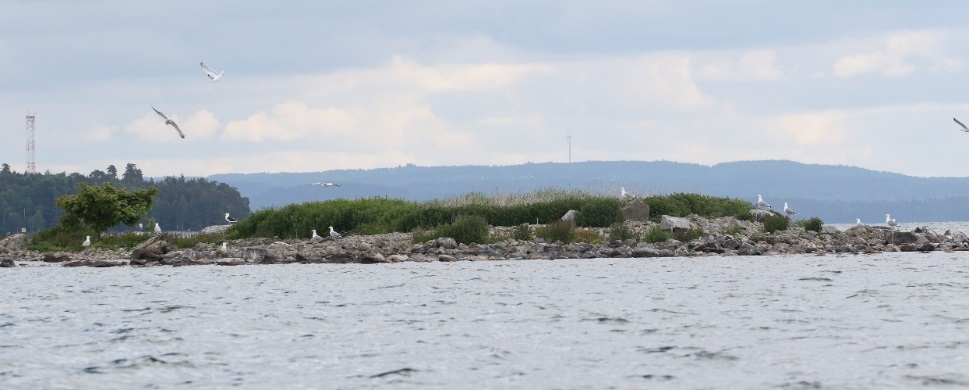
3, 252, 969, 389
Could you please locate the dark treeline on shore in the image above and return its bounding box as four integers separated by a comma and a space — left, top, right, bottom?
0, 163, 250, 235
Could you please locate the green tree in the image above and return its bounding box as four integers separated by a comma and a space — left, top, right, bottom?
55, 182, 159, 236
106, 165, 118, 180
122, 163, 143, 183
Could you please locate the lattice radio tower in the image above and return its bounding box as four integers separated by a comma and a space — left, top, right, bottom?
26, 111, 36, 174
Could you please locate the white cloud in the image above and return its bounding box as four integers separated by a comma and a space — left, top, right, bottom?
697, 50, 786, 81
832, 30, 961, 77
222, 102, 357, 142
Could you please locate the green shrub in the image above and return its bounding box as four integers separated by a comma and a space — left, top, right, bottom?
29, 219, 95, 252
512, 223, 532, 241
575, 198, 624, 227
644, 226, 671, 243
643, 193, 752, 220
798, 217, 824, 233
435, 215, 490, 245
672, 227, 704, 242
763, 214, 790, 233
536, 220, 576, 244
609, 222, 635, 242
574, 229, 604, 245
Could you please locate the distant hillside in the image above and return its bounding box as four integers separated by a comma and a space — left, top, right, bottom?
208, 160, 969, 224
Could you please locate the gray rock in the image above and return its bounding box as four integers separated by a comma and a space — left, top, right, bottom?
130, 236, 170, 261
660, 215, 693, 232
201, 225, 232, 234
0, 234, 28, 251
0, 259, 16, 268
561, 209, 580, 222
621, 198, 650, 222
434, 237, 458, 249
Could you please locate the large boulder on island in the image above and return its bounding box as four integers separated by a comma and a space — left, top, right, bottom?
130, 236, 171, 261
660, 215, 693, 232
201, 225, 232, 234
621, 198, 650, 222
0, 234, 29, 251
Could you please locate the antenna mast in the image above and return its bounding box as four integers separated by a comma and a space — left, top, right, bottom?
567, 129, 572, 163
26, 111, 36, 174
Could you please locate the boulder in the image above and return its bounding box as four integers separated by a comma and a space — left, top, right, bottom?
434, 237, 458, 250
621, 199, 650, 222
0, 259, 16, 268
660, 215, 693, 232
0, 234, 29, 251
561, 209, 580, 222
43, 253, 73, 263
130, 236, 171, 261
201, 225, 232, 234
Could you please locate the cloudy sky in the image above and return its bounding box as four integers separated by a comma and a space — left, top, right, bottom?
3, 0, 969, 178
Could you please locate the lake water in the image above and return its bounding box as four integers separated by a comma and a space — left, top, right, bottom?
2, 223, 969, 389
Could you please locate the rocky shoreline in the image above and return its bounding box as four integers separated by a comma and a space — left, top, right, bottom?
2, 215, 968, 268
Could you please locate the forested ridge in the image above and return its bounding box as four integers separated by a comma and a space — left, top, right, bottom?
1, 162, 249, 235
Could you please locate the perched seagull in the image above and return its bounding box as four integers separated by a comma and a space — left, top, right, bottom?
783, 202, 798, 217
856, 218, 863, 226
329, 226, 341, 238
154, 223, 162, 233
224, 212, 237, 224
312, 182, 341, 187
756, 194, 772, 209
311, 229, 323, 242
151, 106, 186, 139
954, 118, 969, 132
885, 213, 899, 230
220, 242, 228, 251
620, 187, 635, 198
82, 236, 91, 247
200, 61, 224, 81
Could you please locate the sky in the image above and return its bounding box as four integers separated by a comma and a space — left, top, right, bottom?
3, 0, 969, 178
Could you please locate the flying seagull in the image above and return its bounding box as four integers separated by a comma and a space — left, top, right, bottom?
783, 202, 798, 217
312, 182, 341, 187
329, 226, 341, 238
200, 61, 224, 81
955, 118, 969, 132
151, 106, 185, 139
756, 194, 772, 209
224, 212, 237, 224
311, 229, 323, 242
82, 235, 91, 247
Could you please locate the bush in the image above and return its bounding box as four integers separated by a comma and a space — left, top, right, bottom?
574, 229, 604, 245
536, 220, 576, 244
763, 214, 790, 233
609, 222, 635, 242
512, 223, 532, 241
644, 226, 671, 243
410, 215, 490, 245
672, 227, 704, 242
798, 217, 824, 233
575, 198, 624, 227
29, 219, 95, 252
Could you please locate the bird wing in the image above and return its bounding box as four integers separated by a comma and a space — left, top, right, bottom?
169, 121, 186, 139
200, 61, 217, 76
152, 106, 170, 121
956, 118, 969, 131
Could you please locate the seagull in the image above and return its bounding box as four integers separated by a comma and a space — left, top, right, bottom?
151, 106, 186, 139
312, 182, 341, 187
954, 118, 969, 132
783, 202, 797, 217
885, 213, 899, 230
329, 226, 341, 238
311, 229, 323, 242
154, 223, 162, 233
224, 212, 237, 224
856, 218, 863, 226
82, 236, 91, 247
620, 187, 635, 198
756, 194, 772, 209
220, 242, 227, 251
200, 61, 224, 81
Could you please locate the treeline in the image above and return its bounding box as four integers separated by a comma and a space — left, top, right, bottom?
0, 163, 250, 234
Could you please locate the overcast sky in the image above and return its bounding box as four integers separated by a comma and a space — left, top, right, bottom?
3, 0, 969, 178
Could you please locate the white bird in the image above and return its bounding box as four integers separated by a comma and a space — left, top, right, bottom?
329, 226, 341, 238
856, 218, 863, 226
885, 213, 899, 230
954, 118, 969, 132
783, 202, 797, 217
620, 187, 635, 198
82, 236, 91, 247
311, 229, 323, 242
756, 194, 772, 209
151, 106, 186, 139
312, 182, 341, 187
138, 223, 144, 230
200, 61, 224, 81
220, 242, 228, 251
224, 212, 237, 224
154, 223, 162, 233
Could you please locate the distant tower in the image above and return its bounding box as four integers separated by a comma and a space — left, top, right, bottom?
566, 129, 572, 163
26, 111, 36, 174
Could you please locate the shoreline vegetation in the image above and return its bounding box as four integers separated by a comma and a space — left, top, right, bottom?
1, 191, 966, 267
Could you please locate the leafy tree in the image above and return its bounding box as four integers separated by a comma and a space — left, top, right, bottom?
55, 182, 159, 236
123, 163, 143, 183
1, 164, 10, 175
106, 165, 118, 180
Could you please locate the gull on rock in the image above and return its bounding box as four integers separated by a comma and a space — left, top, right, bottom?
224, 213, 237, 224
329, 226, 341, 238
82, 236, 91, 247
783, 202, 797, 217
856, 218, 864, 226
154, 223, 161, 233
311, 229, 323, 242
620, 187, 636, 198
151, 106, 186, 139
756, 194, 772, 209
954, 118, 969, 132
885, 213, 899, 230
220, 242, 227, 251
200, 61, 224, 81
